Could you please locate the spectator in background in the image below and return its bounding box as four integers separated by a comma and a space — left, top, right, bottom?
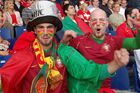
62, 3, 92, 36
22, 0, 35, 25
4, 0, 23, 38
0, 9, 5, 28
117, 7, 140, 38
119, 0, 127, 20
4, 0, 23, 27
0, 36, 10, 56
14, 0, 25, 16
77, 2, 90, 24
0, 9, 14, 39
99, 0, 112, 17
0, 35, 10, 68
87, 0, 100, 13
107, 0, 113, 13
109, 2, 125, 31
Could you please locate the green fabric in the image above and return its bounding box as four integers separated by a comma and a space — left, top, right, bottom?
91, 35, 104, 44
122, 29, 140, 50
62, 16, 83, 36
58, 43, 112, 93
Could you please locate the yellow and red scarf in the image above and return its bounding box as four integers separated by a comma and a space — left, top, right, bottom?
30, 39, 63, 93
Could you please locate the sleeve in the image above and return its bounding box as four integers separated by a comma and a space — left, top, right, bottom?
122, 29, 140, 50
58, 43, 112, 80
16, 11, 23, 26
69, 37, 80, 49
116, 25, 125, 37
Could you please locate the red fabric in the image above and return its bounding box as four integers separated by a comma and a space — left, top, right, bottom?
56, 3, 65, 18
13, 31, 35, 51
0, 47, 34, 93
77, 10, 90, 23
0, 45, 68, 93
69, 33, 124, 88
74, 16, 92, 34
98, 88, 116, 93
69, 33, 123, 64
116, 22, 138, 38
10, 14, 18, 25
20, 0, 30, 8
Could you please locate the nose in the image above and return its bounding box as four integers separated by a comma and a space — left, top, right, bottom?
96, 20, 100, 26
43, 28, 48, 34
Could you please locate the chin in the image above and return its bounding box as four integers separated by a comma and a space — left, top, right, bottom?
95, 34, 104, 39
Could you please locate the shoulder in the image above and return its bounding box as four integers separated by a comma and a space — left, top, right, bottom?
12, 46, 34, 60
72, 33, 90, 42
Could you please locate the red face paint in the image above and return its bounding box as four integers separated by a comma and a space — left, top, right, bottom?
37, 30, 44, 35
37, 29, 54, 36
91, 22, 97, 26
91, 21, 106, 26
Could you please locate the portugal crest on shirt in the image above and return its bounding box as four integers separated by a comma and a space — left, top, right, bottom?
102, 43, 110, 52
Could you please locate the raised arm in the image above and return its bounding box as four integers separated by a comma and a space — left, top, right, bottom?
122, 29, 140, 50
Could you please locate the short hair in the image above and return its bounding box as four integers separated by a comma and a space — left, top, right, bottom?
63, 3, 74, 15
90, 9, 107, 20
125, 7, 135, 20
112, 2, 120, 9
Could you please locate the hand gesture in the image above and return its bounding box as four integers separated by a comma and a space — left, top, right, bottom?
114, 48, 129, 67
60, 30, 77, 44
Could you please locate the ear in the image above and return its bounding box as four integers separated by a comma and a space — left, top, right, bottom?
34, 27, 37, 34
106, 21, 108, 27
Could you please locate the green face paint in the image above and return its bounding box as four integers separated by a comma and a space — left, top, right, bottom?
132, 16, 135, 19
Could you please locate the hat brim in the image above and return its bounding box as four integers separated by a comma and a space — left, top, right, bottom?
26, 16, 62, 32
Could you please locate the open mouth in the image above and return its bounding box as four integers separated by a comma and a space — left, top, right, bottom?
97, 28, 101, 31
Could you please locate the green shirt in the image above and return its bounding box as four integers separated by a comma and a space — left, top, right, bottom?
58, 43, 113, 93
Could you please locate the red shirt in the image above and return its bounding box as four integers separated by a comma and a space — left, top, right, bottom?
77, 10, 90, 23
56, 3, 65, 18
69, 33, 124, 88
10, 13, 18, 25
116, 21, 138, 38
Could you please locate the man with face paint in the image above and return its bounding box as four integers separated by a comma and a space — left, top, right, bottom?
0, 1, 68, 93
59, 8, 140, 93
0, 1, 130, 93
